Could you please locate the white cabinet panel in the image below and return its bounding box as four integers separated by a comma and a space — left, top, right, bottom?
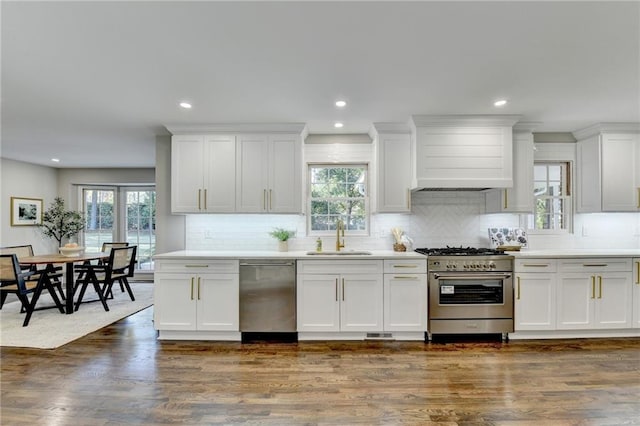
296, 274, 340, 332
154, 273, 197, 330
383, 274, 427, 332
197, 274, 239, 331
340, 274, 383, 332
375, 131, 412, 213
514, 272, 556, 331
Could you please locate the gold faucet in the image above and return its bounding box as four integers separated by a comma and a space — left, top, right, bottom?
336, 219, 345, 251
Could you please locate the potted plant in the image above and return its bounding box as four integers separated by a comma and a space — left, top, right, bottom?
40, 197, 85, 248
269, 227, 295, 252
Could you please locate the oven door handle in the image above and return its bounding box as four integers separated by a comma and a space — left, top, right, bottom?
432, 273, 512, 280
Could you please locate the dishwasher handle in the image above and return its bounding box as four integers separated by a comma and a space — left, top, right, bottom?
239, 261, 295, 267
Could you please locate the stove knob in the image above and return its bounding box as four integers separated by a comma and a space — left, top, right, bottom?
488, 262, 496, 269
451, 264, 457, 269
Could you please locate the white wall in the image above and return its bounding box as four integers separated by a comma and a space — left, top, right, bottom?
0, 158, 59, 253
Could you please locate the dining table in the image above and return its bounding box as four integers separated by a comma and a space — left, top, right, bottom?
19, 252, 109, 314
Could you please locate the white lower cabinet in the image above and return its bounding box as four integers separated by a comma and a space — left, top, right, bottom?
557, 258, 633, 330
383, 259, 427, 333
154, 260, 239, 339
514, 259, 557, 331
297, 260, 383, 336
633, 258, 640, 328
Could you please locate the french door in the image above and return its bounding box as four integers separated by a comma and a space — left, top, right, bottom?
80, 186, 156, 273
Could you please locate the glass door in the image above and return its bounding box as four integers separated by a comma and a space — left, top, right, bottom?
82, 188, 116, 253
124, 189, 156, 271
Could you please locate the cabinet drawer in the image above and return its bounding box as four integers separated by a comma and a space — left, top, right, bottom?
297, 260, 383, 275
560, 258, 632, 273
155, 259, 239, 274
384, 259, 427, 274
515, 259, 557, 273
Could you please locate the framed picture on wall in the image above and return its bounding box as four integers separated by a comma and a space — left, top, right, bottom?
10, 197, 43, 226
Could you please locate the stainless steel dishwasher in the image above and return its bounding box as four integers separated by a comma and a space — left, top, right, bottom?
239, 259, 296, 336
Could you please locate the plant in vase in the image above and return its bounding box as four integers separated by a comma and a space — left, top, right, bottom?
269, 227, 295, 252
40, 197, 85, 249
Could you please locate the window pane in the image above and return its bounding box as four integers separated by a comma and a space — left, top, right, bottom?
83, 189, 115, 252
531, 162, 570, 231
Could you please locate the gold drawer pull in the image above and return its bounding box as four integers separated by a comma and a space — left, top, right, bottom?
393, 276, 419, 280
185, 264, 209, 268
522, 263, 550, 267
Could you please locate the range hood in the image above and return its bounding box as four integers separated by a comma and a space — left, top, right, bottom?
410, 115, 521, 190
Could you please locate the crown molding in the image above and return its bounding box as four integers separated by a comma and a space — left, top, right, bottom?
164, 123, 307, 135
410, 114, 522, 128
572, 122, 640, 140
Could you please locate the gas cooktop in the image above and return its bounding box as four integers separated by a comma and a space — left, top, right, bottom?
414, 247, 507, 256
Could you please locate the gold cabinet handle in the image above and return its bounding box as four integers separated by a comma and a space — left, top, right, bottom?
269, 189, 273, 210
198, 189, 202, 210
393, 276, 419, 280
522, 263, 551, 268
407, 188, 411, 210
190, 277, 194, 300
516, 277, 521, 300
204, 189, 207, 210
598, 276, 602, 299
503, 190, 508, 210
636, 261, 640, 284
342, 278, 345, 301
591, 276, 595, 299
335, 278, 338, 302
583, 264, 608, 267
637, 188, 640, 208
393, 264, 418, 268
197, 277, 201, 300
263, 189, 267, 210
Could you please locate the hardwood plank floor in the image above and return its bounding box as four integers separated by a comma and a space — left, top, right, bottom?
2, 307, 639, 425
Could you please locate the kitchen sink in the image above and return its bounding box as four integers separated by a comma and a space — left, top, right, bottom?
305, 250, 372, 256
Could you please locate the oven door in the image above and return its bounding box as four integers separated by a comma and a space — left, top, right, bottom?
429, 272, 513, 319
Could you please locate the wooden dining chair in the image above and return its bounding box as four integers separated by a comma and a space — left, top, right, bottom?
0, 245, 65, 305
0, 254, 65, 326
73, 245, 137, 311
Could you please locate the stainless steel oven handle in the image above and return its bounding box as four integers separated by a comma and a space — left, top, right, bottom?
432, 273, 512, 279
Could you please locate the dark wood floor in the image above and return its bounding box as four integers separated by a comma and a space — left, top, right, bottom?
1, 308, 639, 426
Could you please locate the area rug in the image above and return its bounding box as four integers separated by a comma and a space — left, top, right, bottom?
0, 282, 153, 349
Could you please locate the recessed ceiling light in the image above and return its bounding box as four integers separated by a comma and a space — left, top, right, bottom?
334, 122, 344, 128
335, 100, 346, 108
179, 102, 192, 109
494, 99, 507, 107
51, 158, 60, 163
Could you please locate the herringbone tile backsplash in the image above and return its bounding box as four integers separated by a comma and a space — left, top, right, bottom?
186, 192, 639, 251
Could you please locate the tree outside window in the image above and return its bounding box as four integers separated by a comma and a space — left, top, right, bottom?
530, 162, 571, 231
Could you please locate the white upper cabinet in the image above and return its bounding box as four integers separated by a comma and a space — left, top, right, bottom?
168, 124, 305, 214
574, 124, 640, 212
372, 123, 413, 213
236, 134, 302, 213
171, 134, 236, 213
486, 125, 536, 213
410, 115, 521, 189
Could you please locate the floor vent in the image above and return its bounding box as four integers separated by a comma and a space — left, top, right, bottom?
365, 332, 394, 341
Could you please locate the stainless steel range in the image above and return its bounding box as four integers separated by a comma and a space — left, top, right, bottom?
415, 247, 514, 340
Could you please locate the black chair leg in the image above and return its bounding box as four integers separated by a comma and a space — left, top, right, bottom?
121, 278, 135, 301
0, 291, 8, 309
93, 282, 109, 312
74, 283, 89, 311
44, 281, 65, 314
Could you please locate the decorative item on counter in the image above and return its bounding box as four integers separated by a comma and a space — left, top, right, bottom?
269, 227, 295, 252
488, 227, 527, 250
315, 237, 322, 252
391, 227, 407, 252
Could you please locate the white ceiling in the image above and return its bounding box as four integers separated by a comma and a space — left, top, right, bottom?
2, 1, 639, 168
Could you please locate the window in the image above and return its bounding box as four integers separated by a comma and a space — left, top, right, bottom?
81, 186, 156, 272
308, 164, 368, 235
529, 162, 571, 231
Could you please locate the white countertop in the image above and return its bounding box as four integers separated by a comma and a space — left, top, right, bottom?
506, 249, 640, 258
154, 249, 427, 260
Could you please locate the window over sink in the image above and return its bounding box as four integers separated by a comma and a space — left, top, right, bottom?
307, 164, 369, 235
528, 162, 572, 232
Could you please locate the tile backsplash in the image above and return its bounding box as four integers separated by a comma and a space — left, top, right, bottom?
185, 192, 639, 251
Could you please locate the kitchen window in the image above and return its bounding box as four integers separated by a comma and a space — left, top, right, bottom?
528, 162, 571, 231
308, 164, 369, 235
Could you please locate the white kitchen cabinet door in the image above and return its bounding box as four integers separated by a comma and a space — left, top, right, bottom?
171, 134, 236, 213
154, 273, 197, 331
601, 133, 640, 211
514, 273, 556, 331
196, 273, 239, 331
171, 135, 206, 213
340, 274, 384, 332
203, 135, 236, 212
236, 134, 301, 213
376, 133, 412, 213
297, 274, 340, 332
236, 134, 269, 212
594, 272, 633, 328
268, 135, 301, 213
557, 273, 594, 329
485, 130, 534, 213
634, 258, 640, 328
383, 274, 427, 332
576, 136, 602, 213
